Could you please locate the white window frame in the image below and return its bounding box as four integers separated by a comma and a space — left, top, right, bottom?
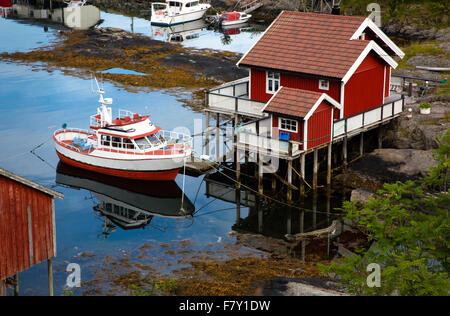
279, 117, 298, 133
319, 79, 329, 91
266, 71, 280, 94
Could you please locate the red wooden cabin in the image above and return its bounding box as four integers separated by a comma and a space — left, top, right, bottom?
237, 11, 404, 150
0, 168, 63, 296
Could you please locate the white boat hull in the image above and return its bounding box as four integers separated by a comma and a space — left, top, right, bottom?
151, 8, 209, 26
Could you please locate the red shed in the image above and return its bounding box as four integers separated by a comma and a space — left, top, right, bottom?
238, 11, 404, 138
0, 167, 63, 296
262, 87, 341, 150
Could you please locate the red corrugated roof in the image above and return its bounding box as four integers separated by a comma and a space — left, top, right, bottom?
264, 87, 330, 118
239, 11, 369, 79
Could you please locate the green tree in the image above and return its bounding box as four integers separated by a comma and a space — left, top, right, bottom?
319, 130, 450, 296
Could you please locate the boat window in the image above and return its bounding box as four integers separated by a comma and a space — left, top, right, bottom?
101, 135, 111, 147
123, 138, 135, 150
189, 1, 199, 7
135, 137, 152, 150
111, 136, 122, 148
105, 203, 112, 212
169, 1, 182, 7
147, 133, 163, 146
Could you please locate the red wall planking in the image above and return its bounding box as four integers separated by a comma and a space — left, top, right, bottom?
307, 103, 333, 149
385, 66, 391, 98
250, 69, 341, 104
0, 176, 55, 281
344, 52, 385, 117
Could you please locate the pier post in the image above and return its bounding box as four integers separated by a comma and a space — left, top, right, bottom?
205, 111, 210, 156
287, 208, 292, 235
287, 160, 293, 201
258, 153, 264, 196
343, 137, 348, 168
271, 175, 277, 192
0, 280, 5, 296
359, 132, 364, 157
235, 148, 241, 224
313, 149, 318, 190
300, 211, 305, 262
48, 259, 54, 297
313, 191, 317, 229
300, 154, 306, 195
378, 126, 383, 149
327, 143, 332, 186
215, 113, 220, 162
14, 274, 19, 296
257, 198, 263, 233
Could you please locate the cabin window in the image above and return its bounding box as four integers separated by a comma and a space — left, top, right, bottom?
111, 137, 123, 148
319, 80, 329, 91
169, 1, 182, 7
266, 71, 280, 94
147, 133, 163, 146
280, 118, 297, 133
123, 138, 135, 150
101, 135, 111, 147
186, 1, 199, 7
135, 137, 152, 150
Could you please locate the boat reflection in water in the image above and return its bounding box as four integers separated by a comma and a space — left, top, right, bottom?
151, 19, 207, 43
56, 162, 195, 236
5, 0, 101, 30
221, 23, 251, 36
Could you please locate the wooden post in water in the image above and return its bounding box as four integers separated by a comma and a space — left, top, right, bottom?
205, 111, 210, 156
215, 113, 220, 162
343, 137, 348, 168
313, 149, 318, 190
14, 274, 19, 296
300, 153, 306, 195
235, 148, 241, 224
287, 160, 293, 201
300, 211, 305, 262
48, 259, 53, 297
359, 132, 364, 157
327, 143, 332, 186
378, 126, 383, 149
0, 279, 5, 296
258, 152, 264, 196
313, 191, 317, 229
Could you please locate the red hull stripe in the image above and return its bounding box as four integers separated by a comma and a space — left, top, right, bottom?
56, 152, 180, 181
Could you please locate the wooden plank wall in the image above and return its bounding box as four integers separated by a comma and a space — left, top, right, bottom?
0, 176, 55, 281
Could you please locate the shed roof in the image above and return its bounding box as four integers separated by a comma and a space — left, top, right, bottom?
0, 167, 64, 199
238, 11, 400, 79
262, 87, 340, 119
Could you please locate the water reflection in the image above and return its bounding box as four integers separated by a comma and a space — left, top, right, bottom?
4, 0, 101, 30
55, 162, 195, 237
152, 19, 207, 43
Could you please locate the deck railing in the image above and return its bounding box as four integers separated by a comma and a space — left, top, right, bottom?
206, 78, 266, 118
333, 97, 404, 138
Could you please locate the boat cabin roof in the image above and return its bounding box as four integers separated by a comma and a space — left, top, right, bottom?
98, 118, 161, 140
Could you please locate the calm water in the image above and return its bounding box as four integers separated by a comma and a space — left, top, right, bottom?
0, 5, 342, 296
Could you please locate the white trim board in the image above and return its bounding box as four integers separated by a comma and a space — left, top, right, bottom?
304, 93, 342, 121
341, 41, 398, 85
351, 18, 405, 59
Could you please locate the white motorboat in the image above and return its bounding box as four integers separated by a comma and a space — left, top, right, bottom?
151, 0, 211, 26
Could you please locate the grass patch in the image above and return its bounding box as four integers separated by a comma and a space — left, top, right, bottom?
398, 41, 448, 69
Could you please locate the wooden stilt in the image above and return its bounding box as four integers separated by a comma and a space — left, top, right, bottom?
287, 160, 293, 201
0, 279, 6, 296
258, 153, 263, 196
14, 274, 19, 297
215, 113, 220, 162
235, 148, 241, 224
378, 126, 383, 149
313, 191, 317, 229
360, 132, 364, 156
48, 259, 53, 297
343, 137, 348, 168
205, 111, 210, 156
300, 154, 306, 195
235, 189, 241, 224
287, 208, 292, 235
313, 149, 318, 190
300, 211, 305, 262
271, 175, 277, 192
327, 143, 332, 186
257, 198, 263, 233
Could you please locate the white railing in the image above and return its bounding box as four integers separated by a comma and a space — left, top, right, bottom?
238, 131, 302, 156
333, 97, 404, 138
207, 78, 266, 117
118, 109, 135, 119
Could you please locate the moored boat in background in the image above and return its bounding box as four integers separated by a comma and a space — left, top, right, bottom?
151, 0, 211, 26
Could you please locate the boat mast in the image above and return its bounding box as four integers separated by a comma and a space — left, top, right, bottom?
93, 77, 113, 127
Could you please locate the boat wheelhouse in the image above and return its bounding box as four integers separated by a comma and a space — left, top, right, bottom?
53, 81, 192, 181
151, 0, 211, 26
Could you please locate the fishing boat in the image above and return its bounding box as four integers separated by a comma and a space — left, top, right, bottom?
53, 80, 192, 181
151, 0, 211, 26
220, 11, 251, 26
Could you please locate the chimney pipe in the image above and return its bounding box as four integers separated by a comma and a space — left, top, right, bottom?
331, 5, 341, 15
